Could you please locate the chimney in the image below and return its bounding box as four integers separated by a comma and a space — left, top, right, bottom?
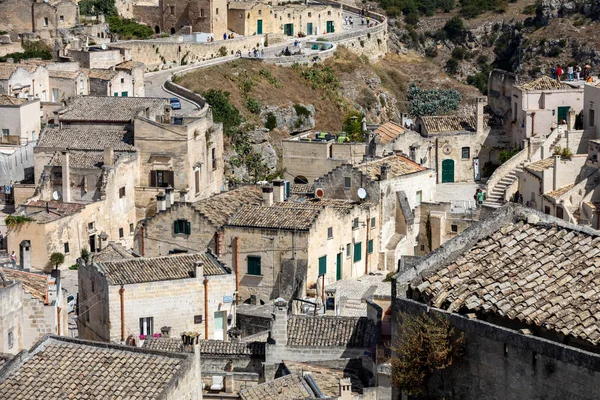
104, 145, 114, 168
380, 163, 389, 181
270, 298, 288, 345
475, 97, 487, 135
156, 192, 166, 212
164, 105, 172, 123
339, 378, 352, 400
272, 179, 285, 202
165, 186, 174, 208
181, 331, 199, 353
62, 151, 71, 202
262, 185, 273, 207
194, 260, 204, 280
553, 154, 561, 191
567, 108, 576, 130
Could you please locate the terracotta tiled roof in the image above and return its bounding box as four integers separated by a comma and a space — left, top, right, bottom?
373, 121, 406, 144
97, 252, 229, 285
93, 242, 135, 262
517, 76, 569, 91
192, 186, 263, 227
115, 60, 144, 70
198, 339, 265, 356
142, 337, 183, 353
286, 316, 375, 347
48, 70, 81, 79
525, 157, 555, 173
37, 127, 135, 151
0, 64, 37, 79
357, 155, 425, 180
48, 151, 107, 169
228, 205, 321, 230
240, 374, 313, 400
283, 360, 364, 396
419, 114, 490, 134
58, 96, 168, 122
413, 214, 600, 346
0, 95, 29, 106
290, 183, 314, 195
15, 200, 86, 223
83, 68, 118, 81
544, 183, 575, 201
0, 268, 47, 302
276, 197, 357, 210
0, 336, 191, 399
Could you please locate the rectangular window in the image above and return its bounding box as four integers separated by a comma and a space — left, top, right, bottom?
59, 15, 64, 22
258, 9, 261, 15
121, 91, 128, 97
416, 190, 422, 206
2, 129, 9, 136
368, 239, 373, 254
216, 7, 219, 14
327, 227, 333, 239
308, 12, 311, 17
354, 242, 362, 262
590, 109, 595, 127
88, 222, 95, 230
64, 242, 70, 254
119, 228, 124, 238
44, 17, 49, 27
346, 243, 351, 258
352, 217, 359, 230
129, 223, 134, 233
556, 206, 564, 219
139, 317, 154, 336
461, 147, 470, 160
120, 78, 125, 84
150, 170, 174, 187
114, 93, 118, 97
8, 331, 13, 349
344, 177, 351, 189
119, 187, 126, 198
195, 169, 200, 194
200, 8, 205, 17
212, 148, 217, 170
318, 255, 327, 276
248, 256, 261, 275
451, 224, 458, 233
170, 5, 175, 14
173, 219, 191, 235
370, 217, 376, 228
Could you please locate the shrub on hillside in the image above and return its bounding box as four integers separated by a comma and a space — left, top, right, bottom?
108, 16, 153, 39
0, 41, 52, 62
202, 89, 242, 134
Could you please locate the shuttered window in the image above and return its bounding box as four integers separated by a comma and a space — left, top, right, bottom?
354, 242, 362, 262
173, 219, 191, 235
248, 256, 261, 276
318, 256, 327, 276
368, 239, 374, 254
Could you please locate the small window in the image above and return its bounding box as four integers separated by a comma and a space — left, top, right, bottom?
119, 228, 124, 238
368, 239, 374, 254
327, 227, 333, 239
248, 256, 261, 275
451, 224, 458, 233
287, 13, 291, 18
318, 256, 327, 275
195, 169, 200, 194
43, 17, 49, 27
308, 12, 311, 17
420, 244, 425, 251
8, 331, 13, 349
504, 343, 509, 358
258, 9, 261, 15
170, 5, 175, 15
2, 129, 9, 136
119, 187, 126, 198
173, 219, 191, 235
212, 148, 217, 170
344, 177, 351, 189
59, 15, 64, 22
590, 109, 595, 128
129, 223, 134, 233
352, 217, 359, 230
354, 242, 362, 262
346, 243, 351, 258
216, 7, 219, 15
120, 78, 125, 84
64, 242, 70, 254
416, 190, 422, 206
556, 206, 564, 219
370, 217, 376, 228
140, 317, 154, 336
88, 222, 95, 230
328, 11, 331, 15
461, 147, 470, 160
200, 8, 205, 17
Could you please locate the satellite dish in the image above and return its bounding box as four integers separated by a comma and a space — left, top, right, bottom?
52, 191, 60, 201
314, 188, 324, 198
357, 188, 367, 200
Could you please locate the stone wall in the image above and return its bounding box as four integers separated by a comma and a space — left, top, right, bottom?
0, 281, 24, 354
236, 311, 271, 337
393, 297, 600, 400
265, 343, 369, 364
201, 355, 263, 375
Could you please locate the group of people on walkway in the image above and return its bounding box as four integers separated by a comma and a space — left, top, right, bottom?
552, 64, 593, 83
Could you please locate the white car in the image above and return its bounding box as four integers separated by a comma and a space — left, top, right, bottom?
67, 294, 76, 314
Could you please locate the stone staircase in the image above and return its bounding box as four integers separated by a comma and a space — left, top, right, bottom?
483, 162, 524, 208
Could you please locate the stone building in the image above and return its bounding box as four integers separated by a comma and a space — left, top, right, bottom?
133, 0, 228, 36
0, 335, 203, 399
393, 204, 600, 399
48, 69, 89, 102
221, 185, 378, 304
77, 252, 236, 342
0, 63, 50, 100
0, 0, 79, 37
84, 68, 138, 97
137, 185, 263, 257
0, 267, 68, 354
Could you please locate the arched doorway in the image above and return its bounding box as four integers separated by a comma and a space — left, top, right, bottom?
170, 27, 176, 35
441, 159, 455, 183
154, 25, 160, 34
294, 175, 308, 184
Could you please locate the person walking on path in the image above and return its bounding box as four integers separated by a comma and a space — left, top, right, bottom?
556, 65, 563, 83
10, 251, 16, 267
568, 65, 574, 81
477, 189, 485, 207
576, 65, 581, 80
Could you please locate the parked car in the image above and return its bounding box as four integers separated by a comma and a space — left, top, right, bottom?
67, 294, 76, 314
170, 97, 182, 110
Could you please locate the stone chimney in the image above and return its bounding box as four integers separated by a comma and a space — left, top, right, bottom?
270, 298, 288, 345
165, 186, 174, 208
567, 108, 576, 131
181, 331, 199, 353
380, 163, 389, 181
475, 97, 487, 135
553, 154, 561, 191
272, 179, 285, 203
61, 151, 71, 202
194, 260, 204, 280
262, 186, 273, 207
339, 378, 352, 400
104, 145, 114, 168
156, 192, 166, 212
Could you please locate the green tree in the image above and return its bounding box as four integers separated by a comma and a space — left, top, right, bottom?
202, 89, 242, 135
443, 16, 466, 42
107, 16, 153, 39
343, 111, 364, 141
80, 247, 90, 264
79, 0, 117, 16
0, 41, 52, 63
50, 252, 65, 270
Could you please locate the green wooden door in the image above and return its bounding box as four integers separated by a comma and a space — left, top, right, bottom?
557, 106, 569, 123
441, 159, 455, 183
257, 19, 263, 35
326, 21, 334, 33
284, 23, 294, 36
336, 252, 341, 280
318, 255, 327, 276
307, 23, 313, 35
